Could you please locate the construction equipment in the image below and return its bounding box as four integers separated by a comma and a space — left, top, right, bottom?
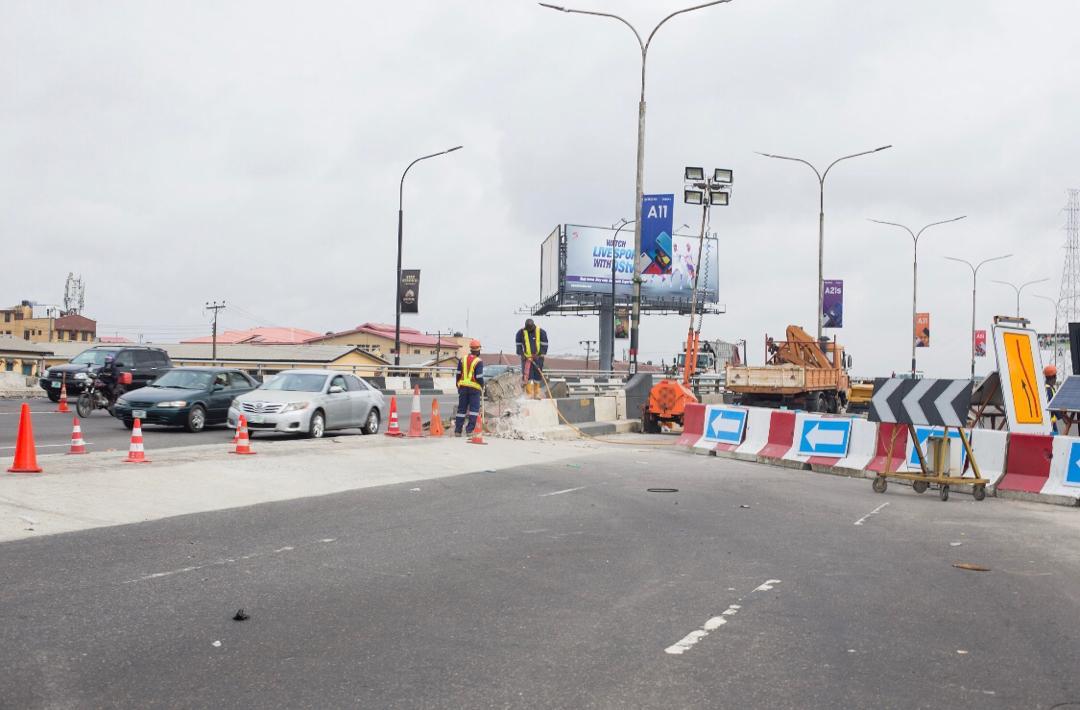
725, 325, 851, 413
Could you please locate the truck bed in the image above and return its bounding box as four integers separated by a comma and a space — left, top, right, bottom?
725, 364, 845, 394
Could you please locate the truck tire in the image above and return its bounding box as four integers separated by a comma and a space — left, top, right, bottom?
642, 408, 661, 434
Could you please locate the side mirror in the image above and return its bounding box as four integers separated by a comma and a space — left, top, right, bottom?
329, 385, 345, 394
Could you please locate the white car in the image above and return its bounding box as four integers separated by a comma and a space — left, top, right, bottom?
228, 369, 384, 438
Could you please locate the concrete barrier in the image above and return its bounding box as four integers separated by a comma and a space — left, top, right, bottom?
692, 404, 749, 455
1041, 435, 1080, 502
385, 377, 410, 392
814, 418, 878, 477
757, 410, 796, 461
675, 403, 706, 448
997, 433, 1053, 496
555, 398, 597, 425
730, 407, 773, 462
434, 377, 456, 392
594, 395, 617, 423
867, 423, 908, 473
966, 428, 1009, 491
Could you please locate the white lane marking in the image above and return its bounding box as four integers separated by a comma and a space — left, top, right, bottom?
0, 442, 94, 451
540, 486, 587, 497
664, 582, 780, 656
854, 502, 890, 526
122, 538, 334, 584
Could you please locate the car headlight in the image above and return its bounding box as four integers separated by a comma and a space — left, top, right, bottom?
73, 372, 89, 381
230, 400, 243, 410
280, 401, 310, 413
156, 400, 188, 408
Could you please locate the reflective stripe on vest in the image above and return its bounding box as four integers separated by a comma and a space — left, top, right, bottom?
459, 355, 482, 390
522, 326, 541, 358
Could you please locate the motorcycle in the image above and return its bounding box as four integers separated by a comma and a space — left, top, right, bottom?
75, 368, 130, 418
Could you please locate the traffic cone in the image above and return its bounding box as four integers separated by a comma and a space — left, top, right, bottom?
68, 417, 87, 455
123, 418, 150, 463
57, 378, 70, 413
406, 386, 424, 438
232, 415, 242, 445
230, 415, 256, 455
7, 403, 42, 473
429, 400, 445, 437
385, 396, 403, 437
467, 413, 487, 445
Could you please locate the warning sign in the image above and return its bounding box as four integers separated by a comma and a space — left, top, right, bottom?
993, 324, 1051, 434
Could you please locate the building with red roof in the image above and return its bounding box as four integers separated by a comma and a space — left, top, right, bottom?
304, 322, 463, 360
181, 327, 321, 346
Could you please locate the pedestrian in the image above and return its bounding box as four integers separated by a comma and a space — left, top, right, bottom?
516, 318, 549, 399
1045, 364, 1059, 434
454, 339, 484, 437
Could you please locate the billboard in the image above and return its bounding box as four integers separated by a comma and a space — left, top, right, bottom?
563, 224, 719, 302
641, 194, 675, 275
399, 269, 420, 314
915, 312, 930, 348
540, 226, 560, 302
822, 279, 843, 328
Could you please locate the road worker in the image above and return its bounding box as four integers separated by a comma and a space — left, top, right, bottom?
1045, 364, 1059, 433
516, 318, 549, 399
455, 339, 484, 437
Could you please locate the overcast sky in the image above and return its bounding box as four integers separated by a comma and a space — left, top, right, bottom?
3, 0, 1078, 376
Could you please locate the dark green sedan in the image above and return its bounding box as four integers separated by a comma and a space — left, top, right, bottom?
114, 367, 259, 432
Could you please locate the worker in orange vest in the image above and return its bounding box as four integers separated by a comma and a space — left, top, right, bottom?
454, 339, 485, 437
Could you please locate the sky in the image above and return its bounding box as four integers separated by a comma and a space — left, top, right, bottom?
2, 0, 1078, 377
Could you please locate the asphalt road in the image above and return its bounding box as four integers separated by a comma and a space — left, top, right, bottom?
2, 446, 1079, 708
0, 394, 460, 456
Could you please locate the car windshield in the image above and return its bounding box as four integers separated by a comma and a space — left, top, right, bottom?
149, 370, 213, 390
70, 349, 119, 366
259, 373, 327, 392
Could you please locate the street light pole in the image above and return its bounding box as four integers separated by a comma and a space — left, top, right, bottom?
757, 145, 892, 341
992, 278, 1050, 319
1034, 294, 1064, 369
869, 216, 966, 377
395, 145, 462, 367
944, 254, 1012, 379
540, 1, 730, 374
609, 218, 635, 371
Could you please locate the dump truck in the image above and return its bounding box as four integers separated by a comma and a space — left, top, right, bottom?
724, 325, 851, 413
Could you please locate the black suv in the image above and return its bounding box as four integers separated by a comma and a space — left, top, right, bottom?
40, 346, 172, 402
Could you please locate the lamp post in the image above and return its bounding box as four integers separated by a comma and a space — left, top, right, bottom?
944, 253, 1012, 379
992, 278, 1050, 318
869, 216, 967, 377
609, 218, 635, 372
396, 146, 462, 367
757, 145, 892, 341
540, 0, 730, 374
1034, 294, 1065, 369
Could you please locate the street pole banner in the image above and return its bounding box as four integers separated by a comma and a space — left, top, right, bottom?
822, 279, 843, 328
640, 194, 675, 275
915, 312, 930, 348
399, 269, 420, 314
974, 330, 987, 357
614, 308, 629, 339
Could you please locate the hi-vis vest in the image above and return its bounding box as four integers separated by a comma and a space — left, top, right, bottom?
521, 326, 541, 358
458, 355, 482, 390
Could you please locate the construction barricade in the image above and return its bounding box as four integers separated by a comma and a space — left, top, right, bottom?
731, 407, 775, 462
782, 412, 854, 471
692, 404, 749, 455
964, 428, 1009, 492
1040, 435, 1080, 502
675, 403, 706, 449
996, 433, 1053, 497
757, 410, 796, 462
867, 423, 909, 474
817, 418, 879, 477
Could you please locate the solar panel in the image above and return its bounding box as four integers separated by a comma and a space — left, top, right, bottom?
1048, 374, 1080, 412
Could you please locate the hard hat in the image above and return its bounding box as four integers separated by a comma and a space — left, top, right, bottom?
1044, 364, 1058, 377
469, 339, 481, 350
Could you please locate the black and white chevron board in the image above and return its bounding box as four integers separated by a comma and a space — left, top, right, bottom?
867, 378, 972, 427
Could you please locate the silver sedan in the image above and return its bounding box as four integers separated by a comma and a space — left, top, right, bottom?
228, 369, 384, 438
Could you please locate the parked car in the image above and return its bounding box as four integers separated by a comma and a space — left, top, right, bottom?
39, 345, 172, 402
228, 369, 384, 438
114, 367, 258, 432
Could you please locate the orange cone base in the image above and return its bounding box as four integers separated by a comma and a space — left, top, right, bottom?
229, 450, 257, 455
7, 464, 43, 473
124, 458, 151, 464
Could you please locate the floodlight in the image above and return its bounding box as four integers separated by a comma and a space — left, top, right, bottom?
709, 190, 729, 206
684, 167, 705, 182
713, 168, 733, 184
684, 189, 704, 205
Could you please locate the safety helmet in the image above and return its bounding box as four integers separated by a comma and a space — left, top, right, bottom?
1044, 364, 1058, 377
469, 339, 481, 350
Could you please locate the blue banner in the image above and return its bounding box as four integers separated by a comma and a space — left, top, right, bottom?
823, 279, 843, 328
640, 194, 675, 275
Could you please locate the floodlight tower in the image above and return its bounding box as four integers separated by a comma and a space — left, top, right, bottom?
1057, 189, 1080, 329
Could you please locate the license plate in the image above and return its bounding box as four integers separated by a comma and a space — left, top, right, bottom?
249, 414, 264, 424
133, 410, 147, 419
51, 381, 61, 389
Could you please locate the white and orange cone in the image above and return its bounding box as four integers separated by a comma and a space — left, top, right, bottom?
124, 418, 150, 463
230, 415, 256, 455
67, 417, 87, 455
467, 413, 487, 445
57, 378, 70, 413
429, 400, 445, 437
406, 386, 424, 438
385, 396, 403, 437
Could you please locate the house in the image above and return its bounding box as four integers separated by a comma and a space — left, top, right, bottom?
0, 335, 54, 376
0, 301, 96, 343
181, 327, 322, 345
304, 323, 462, 361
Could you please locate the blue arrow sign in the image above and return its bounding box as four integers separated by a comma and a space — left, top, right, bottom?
703, 407, 747, 444
908, 427, 967, 467
1066, 442, 1080, 486
797, 418, 851, 456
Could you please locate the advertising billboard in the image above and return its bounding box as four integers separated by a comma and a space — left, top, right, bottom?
915, 312, 930, 348
640, 194, 675, 275
563, 224, 718, 302
822, 279, 843, 328
540, 226, 560, 302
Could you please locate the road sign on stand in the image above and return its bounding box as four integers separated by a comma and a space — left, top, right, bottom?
702, 406, 747, 445
797, 417, 852, 457
868, 378, 971, 426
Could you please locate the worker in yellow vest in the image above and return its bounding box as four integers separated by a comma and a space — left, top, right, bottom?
454, 339, 485, 437
516, 318, 549, 399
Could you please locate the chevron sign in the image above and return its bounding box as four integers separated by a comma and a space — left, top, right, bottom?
867, 378, 972, 427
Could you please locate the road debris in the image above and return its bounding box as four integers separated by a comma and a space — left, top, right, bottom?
232, 609, 250, 621
647, 488, 678, 493
953, 562, 991, 572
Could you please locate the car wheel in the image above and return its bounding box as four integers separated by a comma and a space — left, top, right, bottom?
47, 390, 61, 403
185, 405, 207, 433
362, 408, 380, 435
308, 410, 326, 439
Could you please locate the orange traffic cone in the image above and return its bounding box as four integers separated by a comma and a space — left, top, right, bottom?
57, 377, 70, 413
429, 400, 445, 437
385, 396, 403, 437
230, 415, 256, 455
467, 413, 487, 445
232, 415, 241, 445
68, 417, 87, 455
7, 403, 42, 473
406, 386, 424, 438
124, 418, 150, 463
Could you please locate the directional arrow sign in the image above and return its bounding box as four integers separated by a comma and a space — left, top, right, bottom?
869, 378, 972, 426
797, 418, 851, 456
703, 406, 747, 444
1067, 442, 1080, 486
908, 426, 966, 468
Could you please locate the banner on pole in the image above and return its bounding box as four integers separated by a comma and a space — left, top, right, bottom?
640, 194, 675, 275
399, 269, 420, 314
974, 330, 987, 357
822, 279, 844, 328
614, 308, 629, 339
915, 312, 930, 348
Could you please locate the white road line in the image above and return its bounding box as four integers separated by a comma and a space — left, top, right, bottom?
664, 580, 781, 656
122, 538, 334, 584
540, 486, 587, 497
0, 442, 94, 451
853, 502, 890, 526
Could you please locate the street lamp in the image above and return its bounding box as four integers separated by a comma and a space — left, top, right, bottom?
395, 145, 462, 367
757, 145, 892, 341
540, 0, 731, 374
944, 253, 1012, 379
1034, 294, 1065, 369
992, 278, 1049, 318
869, 216, 966, 377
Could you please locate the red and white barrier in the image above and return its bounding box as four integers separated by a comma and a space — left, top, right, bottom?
757, 410, 796, 461
820, 418, 879, 476
731, 407, 774, 462
1042, 435, 1080, 501
965, 428, 1008, 491
867, 423, 908, 474
676, 403, 706, 449
996, 433, 1053, 495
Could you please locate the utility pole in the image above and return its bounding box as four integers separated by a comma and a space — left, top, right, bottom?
205, 301, 226, 364
425, 328, 456, 373
580, 339, 597, 370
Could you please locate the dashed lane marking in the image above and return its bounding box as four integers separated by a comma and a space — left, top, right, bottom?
854, 502, 890, 526
540, 486, 587, 497
664, 579, 782, 656
122, 538, 335, 584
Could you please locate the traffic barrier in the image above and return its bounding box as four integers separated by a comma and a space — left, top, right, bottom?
123, 418, 150, 463
385, 397, 403, 437
68, 417, 87, 455
730, 407, 774, 461
429, 400, 445, 437
467, 414, 487, 445
406, 386, 424, 438
1040, 435, 1080, 501
57, 378, 70, 413
965, 428, 1009, 491
867, 423, 908, 473
996, 433, 1053, 495
757, 410, 796, 461
819, 418, 879, 476
693, 404, 750, 455
675, 403, 706, 448
7, 403, 42, 473
782, 412, 856, 469
230, 415, 256, 455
